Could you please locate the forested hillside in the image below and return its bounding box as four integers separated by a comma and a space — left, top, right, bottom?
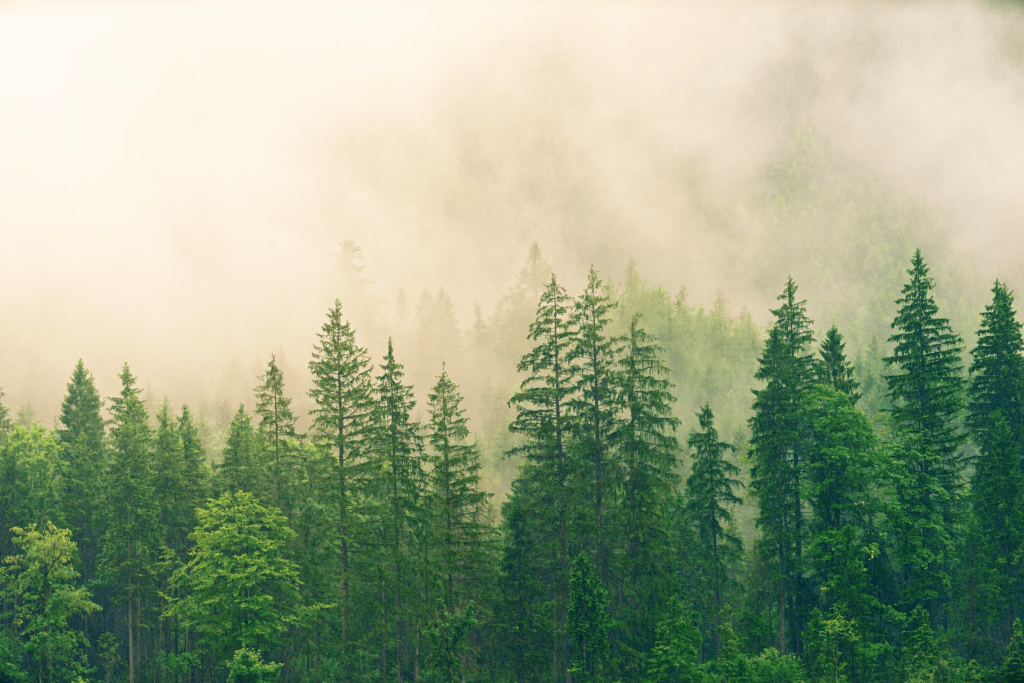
2, 246, 1023, 683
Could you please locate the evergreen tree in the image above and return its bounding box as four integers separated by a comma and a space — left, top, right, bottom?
884, 250, 966, 616
568, 266, 623, 580
506, 274, 576, 682
56, 360, 106, 601
749, 277, 816, 654
968, 281, 1024, 635
254, 355, 298, 512
98, 364, 159, 683
423, 368, 487, 614
217, 404, 266, 498
1003, 619, 1024, 683
643, 596, 702, 683
817, 327, 860, 405
802, 385, 881, 625
567, 553, 612, 683
685, 403, 742, 659
368, 339, 423, 682
614, 314, 681, 670
308, 300, 374, 664
3, 523, 99, 683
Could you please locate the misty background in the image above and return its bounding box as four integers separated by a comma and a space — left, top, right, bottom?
2, 0, 1023, 492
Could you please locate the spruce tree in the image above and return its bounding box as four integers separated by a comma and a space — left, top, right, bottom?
217, 405, 266, 498
968, 281, 1024, 634
749, 277, 816, 654
685, 403, 742, 658
308, 300, 373, 664
427, 366, 490, 611
99, 364, 158, 683
368, 339, 423, 682
567, 553, 611, 683
567, 266, 623, 580
614, 314, 680, 668
884, 249, 965, 615
817, 326, 860, 405
56, 360, 106, 624
254, 355, 298, 512
506, 274, 576, 682
802, 385, 881, 627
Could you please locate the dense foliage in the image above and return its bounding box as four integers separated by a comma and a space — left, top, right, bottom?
1, 246, 1023, 683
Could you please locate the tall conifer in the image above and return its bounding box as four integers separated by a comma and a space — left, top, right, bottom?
255, 355, 298, 512
968, 281, 1024, 633
884, 249, 965, 616
308, 300, 374, 664
685, 403, 742, 658
99, 364, 158, 683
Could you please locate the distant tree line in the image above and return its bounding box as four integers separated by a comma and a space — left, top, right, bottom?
1, 247, 1023, 683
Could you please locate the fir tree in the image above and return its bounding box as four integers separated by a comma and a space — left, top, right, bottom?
368, 339, 423, 682
56, 360, 106, 598
217, 405, 266, 498
884, 250, 966, 615
567, 553, 611, 683
614, 314, 681, 668
686, 403, 742, 659
817, 327, 860, 405
568, 266, 623, 580
254, 354, 299, 512
506, 274, 576, 682
427, 366, 490, 608
749, 277, 816, 654
99, 364, 158, 683
968, 281, 1024, 634
308, 300, 374, 664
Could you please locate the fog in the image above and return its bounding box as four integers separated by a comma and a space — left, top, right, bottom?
2, 0, 1023, 431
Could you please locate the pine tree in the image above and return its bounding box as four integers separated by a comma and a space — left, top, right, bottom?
567, 553, 611, 683
506, 274, 576, 682
56, 360, 106, 601
643, 596, 702, 683
968, 281, 1024, 635
884, 249, 966, 616
254, 355, 299, 512
817, 327, 860, 405
99, 364, 159, 683
685, 403, 742, 659
802, 386, 881, 627
368, 339, 423, 682
568, 266, 623, 580
749, 277, 816, 654
217, 405, 266, 498
1003, 619, 1024, 683
614, 314, 681, 669
427, 367, 490, 610
308, 300, 374, 664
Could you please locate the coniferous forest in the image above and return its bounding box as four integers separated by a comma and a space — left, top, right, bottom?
2, 242, 1024, 683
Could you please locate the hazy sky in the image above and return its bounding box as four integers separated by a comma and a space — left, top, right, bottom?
2, 0, 1024, 422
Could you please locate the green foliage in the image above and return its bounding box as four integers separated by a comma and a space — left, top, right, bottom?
254, 355, 298, 512
644, 596, 703, 683
3, 522, 99, 683
56, 360, 106, 587
218, 404, 266, 498
0, 427, 63, 559
567, 553, 612, 683
225, 647, 283, 683
426, 600, 477, 683
884, 250, 966, 613
1002, 619, 1024, 683
817, 328, 861, 406
967, 281, 1024, 636
166, 491, 309, 667
568, 266, 624, 578
686, 403, 742, 658
749, 277, 817, 654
